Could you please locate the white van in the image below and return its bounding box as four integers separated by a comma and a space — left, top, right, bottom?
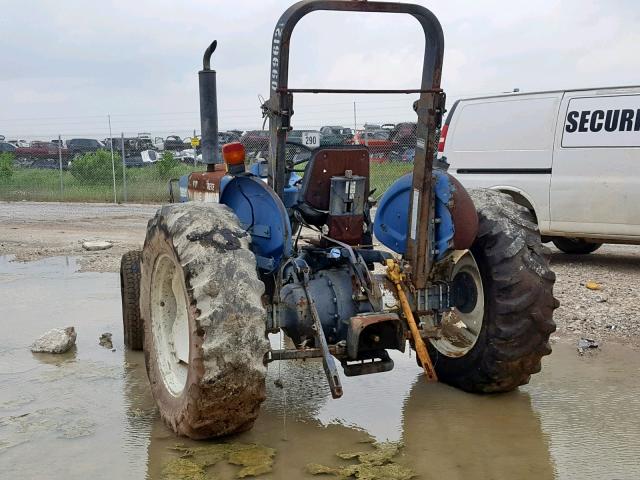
440, 86, 640, 254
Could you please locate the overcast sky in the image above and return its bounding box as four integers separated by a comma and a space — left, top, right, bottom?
0, 0, 638, 139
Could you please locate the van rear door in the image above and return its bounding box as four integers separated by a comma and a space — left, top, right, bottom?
445, 93, 562, 230
550, 88, 640, 238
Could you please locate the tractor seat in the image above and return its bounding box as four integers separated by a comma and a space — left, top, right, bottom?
299, 145, 370, 210
297, 146, 370, 227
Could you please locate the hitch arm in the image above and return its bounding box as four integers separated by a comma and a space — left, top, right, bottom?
386, 259, 438, 382
302, 279, 344, 399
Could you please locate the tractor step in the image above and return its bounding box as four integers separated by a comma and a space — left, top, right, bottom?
342, 350, 394, 377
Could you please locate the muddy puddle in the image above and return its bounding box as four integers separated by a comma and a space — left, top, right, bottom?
1, 256, 640, 479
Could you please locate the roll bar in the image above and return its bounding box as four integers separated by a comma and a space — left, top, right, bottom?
263, 0, 446, 288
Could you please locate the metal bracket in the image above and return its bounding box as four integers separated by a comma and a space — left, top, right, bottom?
342, 350, 394, 377
413, 91, 446, 123
266, 343, 347, 362
262, 94, 294, 131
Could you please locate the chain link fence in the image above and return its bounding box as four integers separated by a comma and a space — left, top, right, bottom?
0, 122, 422, 204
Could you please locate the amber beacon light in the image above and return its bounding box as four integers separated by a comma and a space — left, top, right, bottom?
222, 142, 246, 172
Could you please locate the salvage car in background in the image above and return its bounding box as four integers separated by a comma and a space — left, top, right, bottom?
164, 135, 184, 151
351, 129, 400, 162
389, 122, 417, 149
12, 141, 71, 168
15, 141, 66, 159
104, 137, 155, 157
218, 131, 241, 144
320, 125, 354, 144
0, 142, 16, 153
153, 137, 165, 150
240, 130, 270, 157
67, 138, 103, 157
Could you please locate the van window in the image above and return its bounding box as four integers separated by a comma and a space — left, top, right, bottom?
450, 97, 559, 152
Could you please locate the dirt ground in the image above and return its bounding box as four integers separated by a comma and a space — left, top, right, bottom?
0, 201, 158, 272
1, 201, 639, 348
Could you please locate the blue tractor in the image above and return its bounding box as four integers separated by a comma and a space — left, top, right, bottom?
120, 0, 557, 439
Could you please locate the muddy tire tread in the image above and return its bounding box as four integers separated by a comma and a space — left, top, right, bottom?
140, 203, 269, 439
121, 250, 143, 351
427, 189, 558, 393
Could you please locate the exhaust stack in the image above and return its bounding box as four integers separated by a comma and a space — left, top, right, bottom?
199, 40, 220, 169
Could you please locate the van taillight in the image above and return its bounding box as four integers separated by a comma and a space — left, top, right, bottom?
438, 124, 448, 153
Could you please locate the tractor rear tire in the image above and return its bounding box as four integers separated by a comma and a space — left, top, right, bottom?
121, 250, 143, 351
140, 203, 269, 438
552, 237, 602, 254
423, 189, 558, 393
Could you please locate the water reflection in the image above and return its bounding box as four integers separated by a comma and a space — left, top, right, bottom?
132, 345, 556, 479
402, 381, 555, 478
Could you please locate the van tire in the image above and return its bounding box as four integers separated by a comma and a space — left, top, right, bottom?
421, 189, 558, 393
552, 237, 602, 254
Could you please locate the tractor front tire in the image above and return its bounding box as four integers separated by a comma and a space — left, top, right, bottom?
140, 203, 269, 438
425, 189, 558, 393
121, 250, 143, 351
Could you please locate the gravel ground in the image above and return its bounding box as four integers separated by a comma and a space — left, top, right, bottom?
1, 201, 639, 347
550, 244, 640, 347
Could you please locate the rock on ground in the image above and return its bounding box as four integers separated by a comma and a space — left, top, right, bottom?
31, 327, 77, 354
82, 241, 113, 251
99, 332, 113, 349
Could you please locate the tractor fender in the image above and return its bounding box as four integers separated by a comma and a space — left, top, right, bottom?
373, 171, 478, 259
220, 175, 292, 273
448, 174, 479, 251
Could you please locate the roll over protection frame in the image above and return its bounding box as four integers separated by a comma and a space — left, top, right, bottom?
263, 0, 446, 288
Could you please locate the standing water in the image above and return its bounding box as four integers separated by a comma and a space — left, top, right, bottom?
1, 256, 639, 479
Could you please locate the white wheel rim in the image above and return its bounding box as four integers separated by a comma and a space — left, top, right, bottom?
150, 254, 190, 396
428, 251, 485, 358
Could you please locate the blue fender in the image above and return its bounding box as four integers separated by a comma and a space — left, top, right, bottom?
220, 175, 292, 273
373, 171, 456, 261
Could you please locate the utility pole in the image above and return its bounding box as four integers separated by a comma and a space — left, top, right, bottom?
353, 101, 357, 133
121, 132, 127, 203
57, 134, 63, 199
108, 114, 117, 203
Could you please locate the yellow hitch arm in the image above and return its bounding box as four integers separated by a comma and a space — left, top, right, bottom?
386, 259, 438, 382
